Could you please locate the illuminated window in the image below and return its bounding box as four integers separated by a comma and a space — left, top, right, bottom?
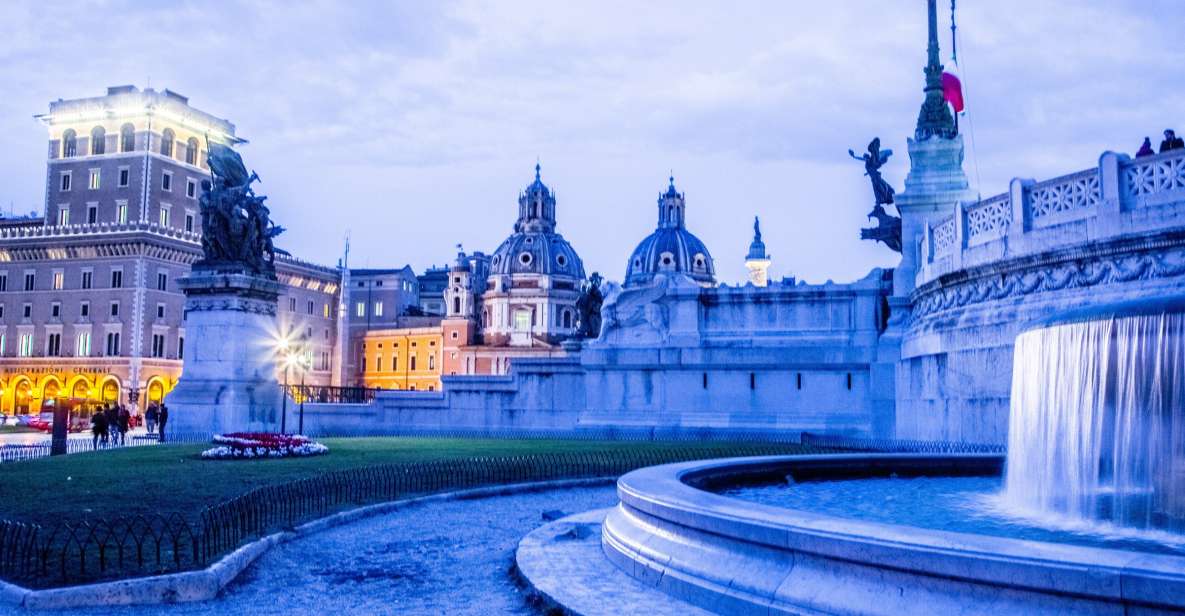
514, 309, 531, 331
120, 123, 135, 152
90, 126, 105, 155
116, 202, 128, 224
186, 137, 199, 165
159, 206, 170, 227
88, 169, 100, 190
57, 207, 69, 226
428, 354, 434, 370
18, 334, 33, 357
76, 331, 91, 356
374, 301, 383, 317
61, 129, 77, 158
52, 271, 63, 290
356, 302, 365, 317
161, 128, 174, 157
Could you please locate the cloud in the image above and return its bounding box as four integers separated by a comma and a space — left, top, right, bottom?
0, 0, 1181, 285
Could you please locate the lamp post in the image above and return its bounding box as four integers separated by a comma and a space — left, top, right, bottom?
298, 353, 311, 435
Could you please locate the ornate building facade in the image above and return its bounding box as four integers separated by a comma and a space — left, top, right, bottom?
0, 86, 342, 415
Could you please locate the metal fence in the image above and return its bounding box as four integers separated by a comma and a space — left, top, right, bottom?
287, 385, 378, 405
0, 444, 809, 589
0, 432, 215, 464
800, 432, 1005, 454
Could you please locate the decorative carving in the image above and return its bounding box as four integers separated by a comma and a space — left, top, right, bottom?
1125, 154, 1185, 199
850, 138, 902, 253
184, 296, 278, 316
932, 217, 957, 255
576, 272, 604, 338
965, 195, 1012, 241
196, 143, 285, 277
911, 246, 1185, 323
1030, 171, 1100, 220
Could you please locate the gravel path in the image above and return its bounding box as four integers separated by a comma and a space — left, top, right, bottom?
33, 484, 619, 616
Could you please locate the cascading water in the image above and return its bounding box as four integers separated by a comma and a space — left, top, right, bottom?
1003, 300, 1185, 533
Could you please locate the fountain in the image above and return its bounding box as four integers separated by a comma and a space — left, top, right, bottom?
1003, 298, 1185, 533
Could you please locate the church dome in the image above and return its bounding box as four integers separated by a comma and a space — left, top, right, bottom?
624, 177, 716, 287
488, 164, 586, 279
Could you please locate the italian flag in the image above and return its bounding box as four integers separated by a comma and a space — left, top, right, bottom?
942, 66, 965, 113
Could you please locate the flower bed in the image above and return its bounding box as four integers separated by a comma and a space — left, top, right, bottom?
201, 432, 328, 459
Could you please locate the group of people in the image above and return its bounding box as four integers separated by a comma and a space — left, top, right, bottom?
1136, 129, 1185, 157
89, 402, 169, 448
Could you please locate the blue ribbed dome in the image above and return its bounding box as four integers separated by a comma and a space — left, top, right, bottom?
624, 176, 716, 287
489, 231, 585, 278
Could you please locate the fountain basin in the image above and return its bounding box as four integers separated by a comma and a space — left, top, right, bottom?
603, 454, 1185, 615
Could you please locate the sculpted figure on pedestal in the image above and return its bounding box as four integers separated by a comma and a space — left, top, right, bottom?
197, 143, 286, 276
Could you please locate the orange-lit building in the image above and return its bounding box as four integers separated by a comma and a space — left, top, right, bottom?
356, 325, 443, 391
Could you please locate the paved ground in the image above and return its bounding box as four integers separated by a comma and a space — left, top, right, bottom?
26, 485, 619, 616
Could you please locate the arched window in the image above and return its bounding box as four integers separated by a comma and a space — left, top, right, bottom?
120, 123, 135, 152
61, 129, 77, 158
160, 129, 174, 157
185, 137, 199, 165
453, 296, 461, 314
90, 126, 106, 155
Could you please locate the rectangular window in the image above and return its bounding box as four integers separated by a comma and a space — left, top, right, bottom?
52, 271, 63, 290
88, 169, 100, 190
374, 301, 383, 317
323, 303, 330, 318
184, 212, 195, 232
76, 331, 91, 356
289, 297, 297, 312
110, 301, 119, 317
50, 303, 60, 318
178, 336, 184, 359
186, 178, 197, 198
23, 273, 34, 291
116, 202, 128, 224
46, 333, 61, 357
375, 354, 382, 372
118, 167, 130, 187
57, 207, 69, 226
307, 300, 314, 315
356, 302, 365, 317
159, 207, 170, 227
391, 355, 397, 371
0, 305, 4, 319
18, 333, 33, 357
22, 304, 31, 319
87, 204, 98, 224
81, 270, 92, 289
151, 333, 165, 358
80, 301, 89, 318
161, 171, 172, 192
157, 271, 168, 291
110, 269, 122, 288
60, 172, 71, 192
105, 332, 121, 356
0, 333, 6, 356
0, 274, 6, 292
156, 304, 165, 319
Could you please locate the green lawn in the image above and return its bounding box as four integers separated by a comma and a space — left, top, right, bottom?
0, 437, 813, 523
0, 425, 42, 434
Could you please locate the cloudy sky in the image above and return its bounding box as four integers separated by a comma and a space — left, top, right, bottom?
0, 1, 1181, 284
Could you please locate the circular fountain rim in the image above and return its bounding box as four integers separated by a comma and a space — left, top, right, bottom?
605, 453, 1185, 614
1024, 294, 1185, 331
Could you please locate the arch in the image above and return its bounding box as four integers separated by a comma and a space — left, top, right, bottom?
12, 377, 33, 414
146, 376, 167, 403
67, 375, 93, 400
185, 137, 199, 165
41, 379, 62, 408
62, 129, 77, 158
90, 126, 106, 155
120, 123, 135, 152
161, 128, 175, 157
99, 375, 121, 403
36, 373, 64, 393
453, 296, 461, 315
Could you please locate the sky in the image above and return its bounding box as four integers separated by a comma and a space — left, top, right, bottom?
0, 1, 1182, 285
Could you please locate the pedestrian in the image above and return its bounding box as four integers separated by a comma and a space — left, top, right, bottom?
158, 403, 168, 443
1160, 129, 1185, 153
104, 405, 118, 444
90, 409, 107, 449
117, 406, 131, 446
145, 403, 158, 435
1137, 137, 1155, 158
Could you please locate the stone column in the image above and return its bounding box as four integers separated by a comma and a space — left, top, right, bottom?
165, 268, 284, 436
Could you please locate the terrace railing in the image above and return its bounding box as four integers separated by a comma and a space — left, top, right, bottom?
287, 385, 379, 405
917, 149, 1185, 285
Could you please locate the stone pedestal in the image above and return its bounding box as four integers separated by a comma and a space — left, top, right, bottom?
165, 269, 284, 435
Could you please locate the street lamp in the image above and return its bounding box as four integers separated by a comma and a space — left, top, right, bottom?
297, 353, 312, 435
